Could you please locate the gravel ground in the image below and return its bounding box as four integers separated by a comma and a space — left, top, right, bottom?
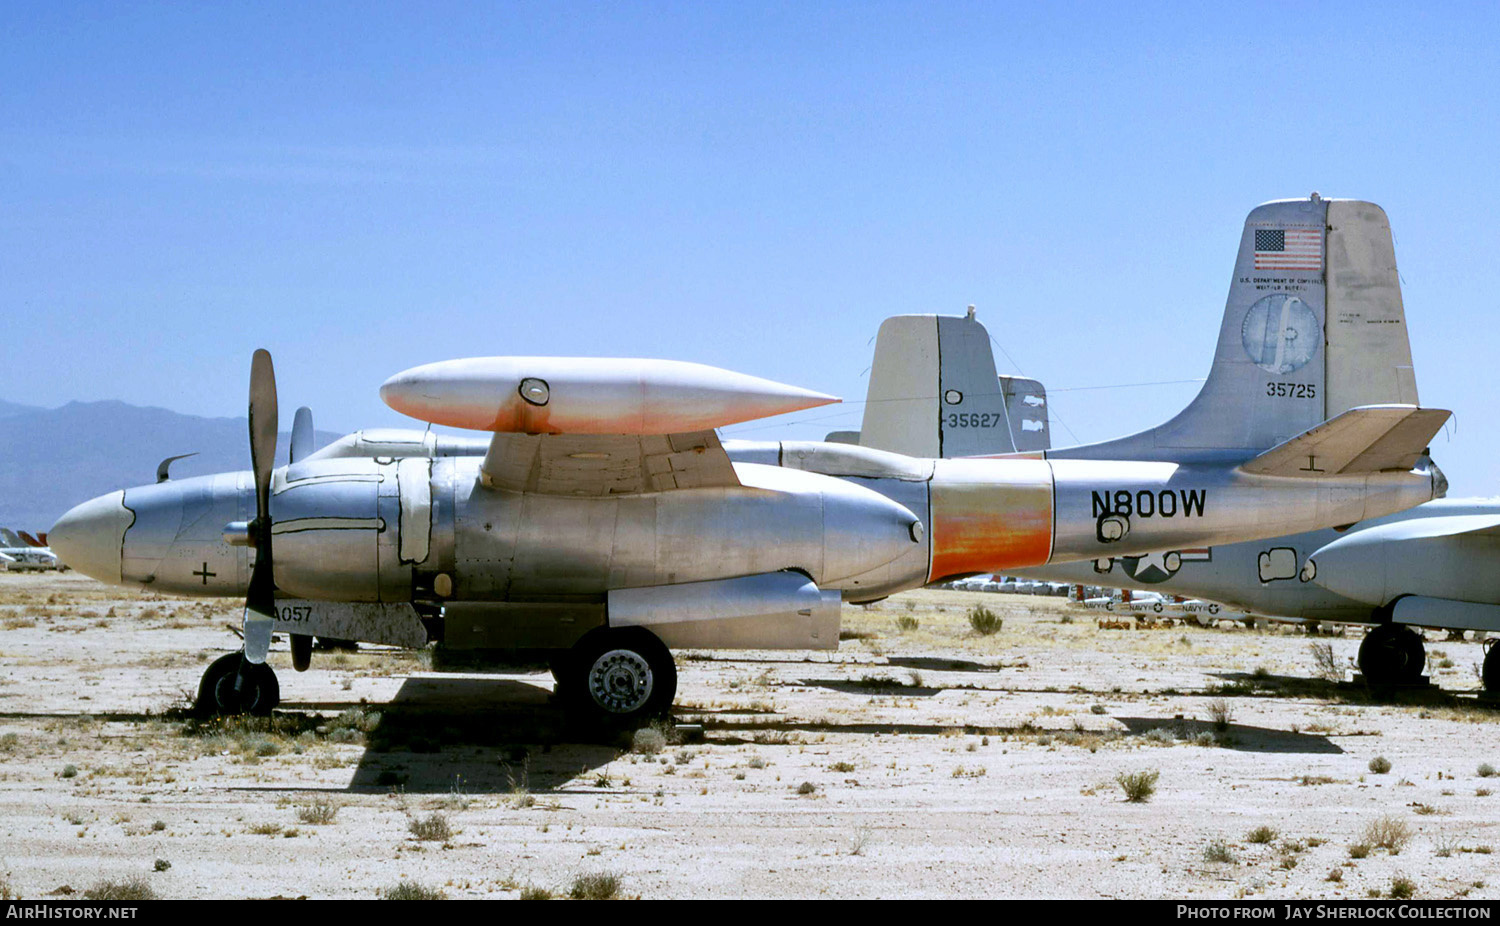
0, 572, 1496, 900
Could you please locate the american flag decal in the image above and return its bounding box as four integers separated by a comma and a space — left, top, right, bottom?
1253, 227, 1321, 271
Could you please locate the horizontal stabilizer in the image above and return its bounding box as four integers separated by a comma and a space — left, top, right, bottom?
1239, 404, 1450, 477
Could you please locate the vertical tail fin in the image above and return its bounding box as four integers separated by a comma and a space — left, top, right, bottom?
844, 310, 1050, 457
1051, 195, 1420, 461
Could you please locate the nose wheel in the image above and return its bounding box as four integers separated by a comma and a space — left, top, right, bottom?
556, 628, 676, 727
1357, 623, 1426, 686
196, 652, 280, 716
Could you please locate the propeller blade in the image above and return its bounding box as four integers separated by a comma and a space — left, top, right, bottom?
289, 406, 314, 464
243, 349, 279, 666
249, 349, 278, 522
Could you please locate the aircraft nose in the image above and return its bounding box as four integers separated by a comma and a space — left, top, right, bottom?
49, 491, 133, 584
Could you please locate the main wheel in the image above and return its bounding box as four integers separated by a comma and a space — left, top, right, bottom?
1482, 643, 1499, 693
561, 628, 677, 726
196, 652, 280, 716
1358, 623, 1426, 686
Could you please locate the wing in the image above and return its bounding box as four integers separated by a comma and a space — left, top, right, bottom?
479, 430, 740, 495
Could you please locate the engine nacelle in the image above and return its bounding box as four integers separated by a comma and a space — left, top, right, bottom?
269, 457, 432, 602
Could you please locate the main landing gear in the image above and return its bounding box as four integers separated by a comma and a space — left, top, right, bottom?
552, 627, 677, 727
1482, 640, 1499, 694
196, 652, 280, 716
1357, 623, 1426, 687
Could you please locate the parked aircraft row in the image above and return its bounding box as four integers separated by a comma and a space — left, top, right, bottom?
46, 195, 1461, 723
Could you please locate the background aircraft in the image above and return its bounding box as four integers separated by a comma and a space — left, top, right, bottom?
49, 197, 1448, 724
850, 203, 1500, 691
0, 528, 61, 571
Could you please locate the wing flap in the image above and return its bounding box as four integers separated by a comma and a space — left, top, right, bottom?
1239, 405, 1450, 477
480, 430, 740, 495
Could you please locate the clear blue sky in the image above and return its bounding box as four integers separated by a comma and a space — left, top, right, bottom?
3, 3, 1498, 492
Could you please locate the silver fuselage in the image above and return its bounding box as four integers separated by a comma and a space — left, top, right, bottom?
53, 435, 1439, 614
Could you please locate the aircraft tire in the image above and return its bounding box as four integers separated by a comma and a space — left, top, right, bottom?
1358, 624, 1425, 686
562, 628, 677, 727
1482, 645, 1499, 693
196, 652, 280, 716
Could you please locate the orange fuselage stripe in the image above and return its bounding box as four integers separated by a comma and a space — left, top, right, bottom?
927, 458, 1054, 582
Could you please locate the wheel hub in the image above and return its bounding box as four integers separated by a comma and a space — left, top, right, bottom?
587, 649, 654, 713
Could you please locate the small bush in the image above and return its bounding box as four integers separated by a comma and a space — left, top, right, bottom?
409, 812, 452, 842
152, 859, 170, 872
569, 872, 621, 900
1206, 699, 1233, 731
1310, 642, 1343, 682
797, 781, 817, 795
968, 605, 1003, 636
1202, 839, 1236, 864
296, 798, 339, 825
382, 880, 446, 900
1362, 816, 1413, 853
631, 727, 666, 756
1369, 756, 1392, 774
59, 764, 78, 779
83, 878, 158, 901
1116, 769, 1159, 803
1246, 826, 1278, 845
1389, 876, 1416, 899
1349, 843, 1372, 859
895, 615, 919, 632
519, 885, 554, 900
1478, 763, 1496, 778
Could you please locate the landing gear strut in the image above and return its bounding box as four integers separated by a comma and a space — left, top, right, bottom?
1482, 640, 1498, 694
556, 627, 677, 726
1357, 623, 1426, 686
196, 652, 280, 715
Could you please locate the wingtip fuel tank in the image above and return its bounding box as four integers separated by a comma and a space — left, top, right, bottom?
380, 356, 839, 434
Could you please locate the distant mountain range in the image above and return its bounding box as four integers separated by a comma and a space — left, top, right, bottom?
0, 401, 341, 530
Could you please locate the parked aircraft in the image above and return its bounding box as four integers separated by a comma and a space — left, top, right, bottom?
0, 528, 61, 571
855, 200, 1500, 690
50, 196, 1449, 723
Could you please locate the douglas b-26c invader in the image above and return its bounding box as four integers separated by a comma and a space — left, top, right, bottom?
50, 196, 1450, 725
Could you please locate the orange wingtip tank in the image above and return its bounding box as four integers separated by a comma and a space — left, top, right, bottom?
380, 357, 838, 434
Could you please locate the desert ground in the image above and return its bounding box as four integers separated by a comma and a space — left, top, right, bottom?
0, 572, 1497, 900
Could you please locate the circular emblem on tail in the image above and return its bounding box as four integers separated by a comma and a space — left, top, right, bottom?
1241, 294, 1320, 374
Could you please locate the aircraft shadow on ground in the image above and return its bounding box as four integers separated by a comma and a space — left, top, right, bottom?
287, 676, 622, 795
801, 679, 945, 697
1113, 716, 1343, 754
1203, 670, 1484, 707
883, 656, 1005, 673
